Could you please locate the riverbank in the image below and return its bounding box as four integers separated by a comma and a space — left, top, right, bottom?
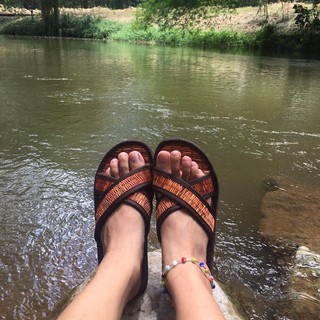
0, 4, 301, 33
0, 4, 319, 56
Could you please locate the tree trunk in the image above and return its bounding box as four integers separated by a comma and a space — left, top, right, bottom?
40, 0, 60, 36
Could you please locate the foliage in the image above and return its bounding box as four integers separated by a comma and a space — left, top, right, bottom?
0, 13, 121, 39
0, 0, 24, 8
0, 16, 45, 35
137, 0, 236, 29
59, 14, 122, 38
111, 22, 154, 41
253, 23, 278, 49
0, 0, 140, 9
252, 22, 320, 53
112, 22, 252, 49
1, 2, 320, 56
293, 1, 320, 33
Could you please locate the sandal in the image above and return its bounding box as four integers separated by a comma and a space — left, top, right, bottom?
153, 138, 219, 272
94, 140, 153, 297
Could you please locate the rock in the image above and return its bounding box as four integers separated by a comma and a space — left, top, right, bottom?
278, 246, 320, 320
50, 251, 243, 320
259, 176, 320, 252
262, 177, 282, 192
259, 177, 320, 319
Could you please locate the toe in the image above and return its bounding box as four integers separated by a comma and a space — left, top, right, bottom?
181, 156, 192, 180
190, 161, 206, 180
190, 161, 199, 180
170, 150, 181, 177
110, 158, 119, 178
156, 151, 171, 173
118, 152, 129, 176
129, 151, 145, 170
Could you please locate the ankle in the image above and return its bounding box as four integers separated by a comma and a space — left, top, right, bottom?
95, 255, 142, 306
162, 261, 214, 299
100, 249, 142, 274
160, 210, 208, 260
162, 258, 214, 287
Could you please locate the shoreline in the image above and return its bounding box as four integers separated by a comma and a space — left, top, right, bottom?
1, 4, 319, 57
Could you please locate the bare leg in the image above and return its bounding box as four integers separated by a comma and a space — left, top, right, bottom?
58, 151, 146, 320
157, 150, 225, 320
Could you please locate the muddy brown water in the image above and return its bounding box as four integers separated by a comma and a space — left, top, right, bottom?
0, 36, 319, 319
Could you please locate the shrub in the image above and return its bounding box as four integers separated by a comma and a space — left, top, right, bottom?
293, 2, 320, 34
253, 24, 278, 50
59, 15, 122, 39
0, 17, 45, 36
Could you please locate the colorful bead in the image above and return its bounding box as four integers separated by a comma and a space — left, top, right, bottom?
161, 257, 215, 303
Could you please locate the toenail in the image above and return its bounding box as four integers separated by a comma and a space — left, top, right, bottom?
130, 152, 139, 162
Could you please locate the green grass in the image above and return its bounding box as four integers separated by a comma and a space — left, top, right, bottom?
111, 24, 253, 49
59, 15, 122, 39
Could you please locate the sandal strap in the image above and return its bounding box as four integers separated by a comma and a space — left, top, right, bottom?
153, 169, 215, 231
127, 192, 152, 217
155, 175, 215, 221
95, 167, 152, 223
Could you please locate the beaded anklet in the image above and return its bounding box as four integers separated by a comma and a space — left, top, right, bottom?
160, 257, 215, 302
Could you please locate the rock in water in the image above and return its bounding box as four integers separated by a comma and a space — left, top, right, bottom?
259, 177, 320, 319
260, 176, 320, 252
278, 246, 320, 320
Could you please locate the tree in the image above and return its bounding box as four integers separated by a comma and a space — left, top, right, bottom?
40, 0, 59, 36
293, 0, 320, 34
137, 0, 235, 29
20, 0, 40, 19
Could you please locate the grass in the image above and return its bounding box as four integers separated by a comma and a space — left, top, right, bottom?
59, 15, 122, 39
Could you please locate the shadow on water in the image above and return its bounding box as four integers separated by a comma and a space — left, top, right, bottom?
0, 36, 319, 319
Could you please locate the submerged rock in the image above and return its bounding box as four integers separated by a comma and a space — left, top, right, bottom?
278, 246, 320, 319
260, 176, 320, 252
259, 177, 320, 319
50, 251, 243, 320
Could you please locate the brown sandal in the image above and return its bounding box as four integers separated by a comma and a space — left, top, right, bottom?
94, 140, 153, 298
153, 138, 219, 272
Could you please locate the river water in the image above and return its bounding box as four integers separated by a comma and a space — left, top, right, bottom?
0, 36, 319, 319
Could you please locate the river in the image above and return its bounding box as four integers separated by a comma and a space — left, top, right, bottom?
0, 36, 319, 319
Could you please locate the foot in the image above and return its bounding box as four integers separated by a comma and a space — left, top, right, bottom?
156, 150, 209, 269
100, 151, 146, 301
